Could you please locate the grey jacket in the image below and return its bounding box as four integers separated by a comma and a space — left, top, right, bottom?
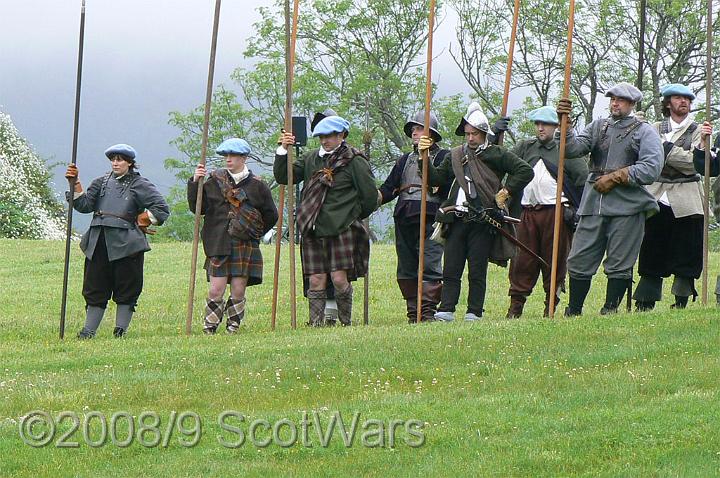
565, 115, 664, 216
72, 171, 169, 261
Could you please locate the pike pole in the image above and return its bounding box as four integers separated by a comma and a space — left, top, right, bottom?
59, 0, 86, 340
186, 0, 222, 335
416, 0, 438, 324
548, 0, 576, 317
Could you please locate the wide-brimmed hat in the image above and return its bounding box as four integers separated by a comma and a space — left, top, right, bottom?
404, 110, 442, 142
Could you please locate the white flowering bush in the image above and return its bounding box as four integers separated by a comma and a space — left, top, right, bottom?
0, 111, 65, 239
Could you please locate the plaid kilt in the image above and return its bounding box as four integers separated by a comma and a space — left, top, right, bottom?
301, 221, 369, 281
205, 239, 263, 286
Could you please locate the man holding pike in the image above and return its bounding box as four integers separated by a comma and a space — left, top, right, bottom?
557, 82, 664, 316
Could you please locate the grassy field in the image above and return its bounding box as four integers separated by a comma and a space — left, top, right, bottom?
0, 238, 718, 477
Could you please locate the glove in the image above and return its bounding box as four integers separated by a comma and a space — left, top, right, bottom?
662, 141, 674, 157
485, 207, 505, 223
65, 164, 83, 193
556, 98, 572, 117
495, 188, 510, 209
593, 167, 629, 194
136, 211, 156, 235
493, 116, 511, 133
418, 135, 434, 153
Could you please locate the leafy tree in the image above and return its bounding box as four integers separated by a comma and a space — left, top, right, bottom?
166, 0, 448, 181
633, 0, 720, 120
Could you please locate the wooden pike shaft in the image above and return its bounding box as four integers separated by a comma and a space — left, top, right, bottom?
702, 0, 713, 305
636, 0, 647, 110
548, 0, 576, 318
271, 185, 285, 331
186, 0, 222, 335
285, 0, 300, 329
59, 0, 86, 340
363, 97, 371, 326
272, 0, 300, 331
497, 0, 521, 146
416, 0, 437, 324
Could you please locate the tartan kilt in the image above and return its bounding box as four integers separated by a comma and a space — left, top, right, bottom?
205, 239, 264, 286
301, 221, 369, 281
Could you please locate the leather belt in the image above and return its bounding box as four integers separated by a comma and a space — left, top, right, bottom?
522, 204, 555, 211
94, 210, 134, 222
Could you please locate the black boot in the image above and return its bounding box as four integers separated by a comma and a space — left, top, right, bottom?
113, 327, 126, 338
565, 277, 591, 317
600, 278, 630, 315
633, 276, 662, 312
635, 301, 655, 312
671, 296, 689, 309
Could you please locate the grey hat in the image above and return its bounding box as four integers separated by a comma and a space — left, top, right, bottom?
404, 110, 442, 142
311, 108, 338, 132
605, 82, 643, 103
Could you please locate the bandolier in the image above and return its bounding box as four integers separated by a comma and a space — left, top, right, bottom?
559, 83, 664, 316
423, 102, 533, 321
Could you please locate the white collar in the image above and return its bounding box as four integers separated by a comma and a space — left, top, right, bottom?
319, 145, 340, 157
669, 115, 691, 131
228, 166, 249, 183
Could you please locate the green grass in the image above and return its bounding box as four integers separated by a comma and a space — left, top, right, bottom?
0, 239, 718, 477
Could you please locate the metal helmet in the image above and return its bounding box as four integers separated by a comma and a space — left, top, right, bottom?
403, 110, 442, 142
455, 102, 492, 137
310, 108, 339, 132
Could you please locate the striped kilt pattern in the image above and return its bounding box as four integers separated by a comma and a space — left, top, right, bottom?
204, 239, 264, 286
301, 221, 369, 281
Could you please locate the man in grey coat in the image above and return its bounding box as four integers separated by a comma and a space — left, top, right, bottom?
557, 83, 664, 316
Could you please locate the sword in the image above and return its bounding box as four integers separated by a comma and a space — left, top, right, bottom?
440, 203, 549, 269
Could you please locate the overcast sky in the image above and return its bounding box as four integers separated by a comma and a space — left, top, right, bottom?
0, 1, 482, 200
1, 0, 267, 195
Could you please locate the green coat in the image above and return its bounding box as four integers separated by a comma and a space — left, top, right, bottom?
274, 146, 377, 237
424, 144, 534, 223
509, 138, 589, 217
511, 138, 588, 187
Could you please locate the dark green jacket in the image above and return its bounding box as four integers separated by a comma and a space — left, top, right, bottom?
424, 144, 534, 223
511, 138, 588, 187
509, 138, 589, 217
274, 146, 377, 237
